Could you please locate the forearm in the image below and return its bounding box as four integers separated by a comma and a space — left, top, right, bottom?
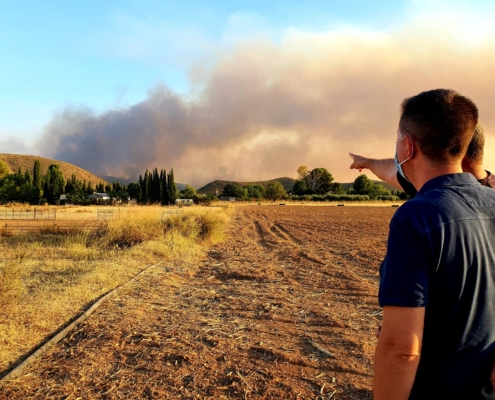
374, 341, 420, 400
349, 154, 402, 190
366, 158, 402, 190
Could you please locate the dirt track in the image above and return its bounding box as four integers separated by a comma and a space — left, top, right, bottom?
1, 205, 396, 399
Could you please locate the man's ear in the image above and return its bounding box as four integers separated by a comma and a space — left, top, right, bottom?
405, 135, 415, 159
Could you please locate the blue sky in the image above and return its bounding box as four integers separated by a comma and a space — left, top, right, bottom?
1, 0, 407, 137
2, 0, 495, 184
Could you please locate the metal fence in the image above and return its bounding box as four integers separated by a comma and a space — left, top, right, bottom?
0, 209, 56, 220
97, 208, 120, 220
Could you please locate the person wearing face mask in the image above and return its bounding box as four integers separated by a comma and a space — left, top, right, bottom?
349, 123, 494, 198
370, 89, 495, 400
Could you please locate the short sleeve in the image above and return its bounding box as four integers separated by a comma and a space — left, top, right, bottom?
379, 214, 430, 307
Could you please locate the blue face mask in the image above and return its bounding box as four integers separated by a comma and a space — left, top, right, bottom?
395, 135, 413, 182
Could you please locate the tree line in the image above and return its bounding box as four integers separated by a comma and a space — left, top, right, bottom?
0, 159, 408, 205
293, 166, 392, 197
291, 166, 408, 200
219, 166, 409, 202
0, 160, 182, 205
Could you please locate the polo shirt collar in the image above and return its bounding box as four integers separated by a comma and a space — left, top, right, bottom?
417, 173, 479, 196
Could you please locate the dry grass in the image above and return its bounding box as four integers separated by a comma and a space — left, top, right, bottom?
0, 205, 231, 373
0, 205, 387, 399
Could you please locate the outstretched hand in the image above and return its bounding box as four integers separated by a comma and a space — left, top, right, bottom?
349, 153, 368, 172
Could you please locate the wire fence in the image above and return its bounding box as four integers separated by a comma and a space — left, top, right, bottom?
160, 209, 183, 222
0, 221, 107, 236
97, 208, 120, 220
0, 209, 56, 220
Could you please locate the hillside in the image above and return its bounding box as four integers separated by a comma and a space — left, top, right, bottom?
0, 154, 109, 186
197, 177, 296, 195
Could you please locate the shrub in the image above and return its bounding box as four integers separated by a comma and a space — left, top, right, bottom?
165, 210, 229, 244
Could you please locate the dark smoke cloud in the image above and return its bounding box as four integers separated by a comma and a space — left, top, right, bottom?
40, 27, 495, 186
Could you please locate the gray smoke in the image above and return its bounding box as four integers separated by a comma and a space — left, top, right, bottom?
40, 30, 495, 186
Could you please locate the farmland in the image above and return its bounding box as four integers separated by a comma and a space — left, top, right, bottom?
0, 205, 397, 399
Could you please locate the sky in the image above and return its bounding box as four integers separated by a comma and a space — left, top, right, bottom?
2, 0, 495, 186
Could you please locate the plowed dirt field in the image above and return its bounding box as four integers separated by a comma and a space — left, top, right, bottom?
1, 205, 397, 399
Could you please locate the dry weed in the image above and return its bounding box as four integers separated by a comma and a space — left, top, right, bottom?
0, 206, 230, 372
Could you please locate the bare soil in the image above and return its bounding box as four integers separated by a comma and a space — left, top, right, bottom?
0, 205, 397, 399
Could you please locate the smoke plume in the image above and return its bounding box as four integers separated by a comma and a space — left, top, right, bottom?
40, 19, 495, 186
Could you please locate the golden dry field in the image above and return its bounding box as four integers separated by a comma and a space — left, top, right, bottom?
0, 205, 230, 378
0, 204, 396, 399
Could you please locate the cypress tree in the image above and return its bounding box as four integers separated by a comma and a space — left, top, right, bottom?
87, 181, 94, 195
70, 174, 78, 191
43, 168, 51, 201
144, 169, 151, 203
157, 168, 162, 202
138, 175, 144, 203
33, 160, 42, 191
65, 178, 72, 194
150, 169, 156, 202
113, 181, 122, 192
24, 170, 32, 186
161, 169, 169, 205
65, 174, 77, 194
167, 168, 178, 205
152, 168, 160, 203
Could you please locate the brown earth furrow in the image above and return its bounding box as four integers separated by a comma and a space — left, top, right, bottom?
0, 205, 395, 399
273, 222, 302, 244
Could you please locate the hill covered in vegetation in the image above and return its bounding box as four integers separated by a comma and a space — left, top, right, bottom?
0, 154, 108, 186
197, 177, 296, 195
197, 177, 397, 195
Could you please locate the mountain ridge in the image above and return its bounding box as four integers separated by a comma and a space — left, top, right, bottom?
197, 177, 297, 195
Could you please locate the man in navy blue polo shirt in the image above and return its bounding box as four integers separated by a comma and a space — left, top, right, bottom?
373, 89, 495, 399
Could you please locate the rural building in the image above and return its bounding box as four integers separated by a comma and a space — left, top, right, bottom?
88, 193, 111, 203
59, 194, 70, 205
219, 196, 238, 202
175, 199, 193, 206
